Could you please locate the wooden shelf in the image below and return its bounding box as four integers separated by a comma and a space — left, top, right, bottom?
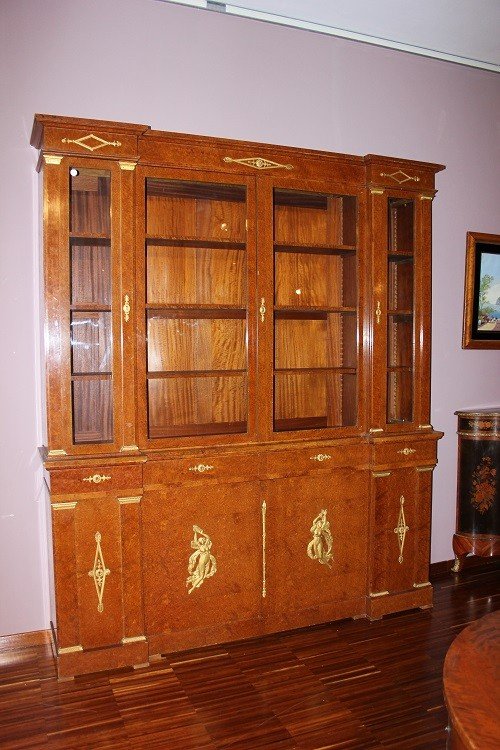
71, 372, 112, 380
147, 369, 246, 379
274, 416, 329, 431
146, 236, 246, 249
70, 233, 111, 242
146, 305, 246, 318
274, 243, 356, 254
70, 304, 112, 312
275, 307, 356, 316
149, 421, 247, 438
275, 367, 356, 375
388, 251, 413, 260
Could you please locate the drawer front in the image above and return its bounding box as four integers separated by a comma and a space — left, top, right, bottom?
144, 453, 261, 486
50, 464, 143, 496
264, 443, 369, 479
372, 439, 437, 468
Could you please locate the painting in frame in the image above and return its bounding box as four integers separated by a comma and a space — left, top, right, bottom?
462, 231, 500, 349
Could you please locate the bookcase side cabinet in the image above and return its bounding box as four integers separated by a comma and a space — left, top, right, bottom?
32, 115, 444, 677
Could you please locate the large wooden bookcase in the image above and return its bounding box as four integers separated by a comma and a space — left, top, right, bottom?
31, 115, 444, 678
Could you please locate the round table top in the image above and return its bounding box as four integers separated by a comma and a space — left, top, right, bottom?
444, 609, 500, 749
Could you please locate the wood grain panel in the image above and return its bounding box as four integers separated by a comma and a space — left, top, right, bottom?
275, 313, 357, 369
264, 442, 369, 478
387, 315, 413, 368
50, 463, 143, 495
72, 377, 113, 443
119, 499, 145, 639
274, 194, 357, 247
413, 469, 433, 586
389, 199, 414, 253
372, 437, 437, 468
265, 472, 369, 616
148, 316, 246, 372
275, 318, 327, 369
274, 204, 328, 245
148, 374, 247, 436
275, 250, 356, 308
75, 498, 124, 649
142, 483, 261, 643
274, 371, 356, 428
147, 192, 246, 241
370, 469, 417, 595
387, 368, 413, 424
70, 170, 111, 235
147, 245, 246, 306
444, 610, 500, 750
388, 257, 414, 311
275, 371, 326, 421
145, 453, 261, 486
71, 311, 112, 374
71, 242, 111, 305
51, 504, 80, 650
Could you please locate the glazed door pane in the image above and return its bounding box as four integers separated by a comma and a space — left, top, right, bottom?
370, 190, 430, 431
142, 175, 253, 440
272, 189, 359, 432
387, 199, 415, 424
69, 168, 114, 444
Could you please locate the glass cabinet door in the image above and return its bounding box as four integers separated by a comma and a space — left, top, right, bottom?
69, 167, 114, 443
386, 198, 415, 424
370, 189, 431, 431
138, 172, 255, 443
42, 155, 130, 456
271, 188, 360, 433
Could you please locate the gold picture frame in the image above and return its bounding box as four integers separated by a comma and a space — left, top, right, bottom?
462, 232, 500, 349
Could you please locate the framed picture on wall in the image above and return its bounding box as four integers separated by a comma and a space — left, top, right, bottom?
462, 232, 500, 349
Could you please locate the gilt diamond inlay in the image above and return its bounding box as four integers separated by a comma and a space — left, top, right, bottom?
62, 133, 121, 152
88, 532, 110, 612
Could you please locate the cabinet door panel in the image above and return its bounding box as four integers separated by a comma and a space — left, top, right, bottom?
42, 158, 129, 455
265, 472, 368, 618
52, 495, 144, 651
370, 469, 418, 594
137, 168, 257, 447
143, 482, 261, 644
370, 188, 432, 432
75, 500, 124, 648
258, 178, 366, 441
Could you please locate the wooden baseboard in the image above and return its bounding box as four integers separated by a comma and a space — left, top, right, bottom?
430, 556, 500, 579
0, 629, 51, 650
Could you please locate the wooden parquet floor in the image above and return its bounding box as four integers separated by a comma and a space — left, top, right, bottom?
1, 564, 498, 750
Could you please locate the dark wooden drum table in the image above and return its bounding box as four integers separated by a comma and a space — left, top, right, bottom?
453, 408, 500, 572
444, 610, 500, 749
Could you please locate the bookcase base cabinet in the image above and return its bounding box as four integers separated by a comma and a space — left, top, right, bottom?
47, 435, 439, 678
33, 114, 444, 678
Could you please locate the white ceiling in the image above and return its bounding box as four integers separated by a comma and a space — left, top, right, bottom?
161, 0, 500, 72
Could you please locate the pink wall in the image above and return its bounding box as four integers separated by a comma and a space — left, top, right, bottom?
1, 0, 499, 635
